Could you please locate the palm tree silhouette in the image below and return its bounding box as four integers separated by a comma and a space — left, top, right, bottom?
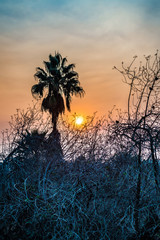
31, 52, 85, 132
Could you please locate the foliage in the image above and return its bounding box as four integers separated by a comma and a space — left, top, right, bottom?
31, 52, 85, 131
1, 52, 160, 239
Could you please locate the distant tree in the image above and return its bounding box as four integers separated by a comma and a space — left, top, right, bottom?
31, 52, 85, 133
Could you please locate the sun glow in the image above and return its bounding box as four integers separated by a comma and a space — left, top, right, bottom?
75, 116, 84, 126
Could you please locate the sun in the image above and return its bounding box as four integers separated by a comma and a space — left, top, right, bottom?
75, 116, 84, 126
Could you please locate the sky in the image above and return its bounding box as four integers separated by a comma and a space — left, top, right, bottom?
0, 0, 160, 131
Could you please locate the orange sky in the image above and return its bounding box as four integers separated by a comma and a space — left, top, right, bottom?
0, 0, 160, 132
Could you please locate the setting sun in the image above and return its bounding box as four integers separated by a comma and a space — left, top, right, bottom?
75, 116, 84, 125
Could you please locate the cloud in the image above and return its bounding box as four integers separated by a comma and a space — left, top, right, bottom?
0, 0, 160, 131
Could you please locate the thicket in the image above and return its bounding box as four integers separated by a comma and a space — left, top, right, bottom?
1, 53, 160, 239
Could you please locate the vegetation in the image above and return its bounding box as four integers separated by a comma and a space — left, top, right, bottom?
31, 52, 85, 132
1, 52, 160, 239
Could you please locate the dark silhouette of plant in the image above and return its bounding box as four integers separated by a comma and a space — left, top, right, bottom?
2, 53, 160, 240
31, 52, 85, 133
1, 103, 160, 239
114, 51, 160, 235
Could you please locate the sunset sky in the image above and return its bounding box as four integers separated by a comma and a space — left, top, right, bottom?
0, 0, 160, 131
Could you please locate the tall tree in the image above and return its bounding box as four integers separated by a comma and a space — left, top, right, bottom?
31, 52, 85, 132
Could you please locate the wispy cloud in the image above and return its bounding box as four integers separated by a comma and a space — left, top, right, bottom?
0, 0, 160, 130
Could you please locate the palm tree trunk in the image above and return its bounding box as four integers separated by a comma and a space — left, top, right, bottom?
49, 112, 63, 161
52, 112, 58, 132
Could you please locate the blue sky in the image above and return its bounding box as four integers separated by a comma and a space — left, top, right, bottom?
0, 0, 160, 130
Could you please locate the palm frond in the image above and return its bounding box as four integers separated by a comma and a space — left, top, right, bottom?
71, 86, 85, 97
65, 71, 78, 79
49, 54, 58, 68
50, 69, 60, 79
55, 52, 62, 66
41, 96, 50, 111
65, 94, 71, 112
65, 78, 80, 87
36, 67, 47, 77
34, 70, 48, 82
61, 57, 67, 67
31, 83, 46, 99
41, 93, 65, 115
63, 64, 75, 73
44, 61, 51, 73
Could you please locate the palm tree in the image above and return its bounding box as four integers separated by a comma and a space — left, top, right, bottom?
31, 52, 85, 132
